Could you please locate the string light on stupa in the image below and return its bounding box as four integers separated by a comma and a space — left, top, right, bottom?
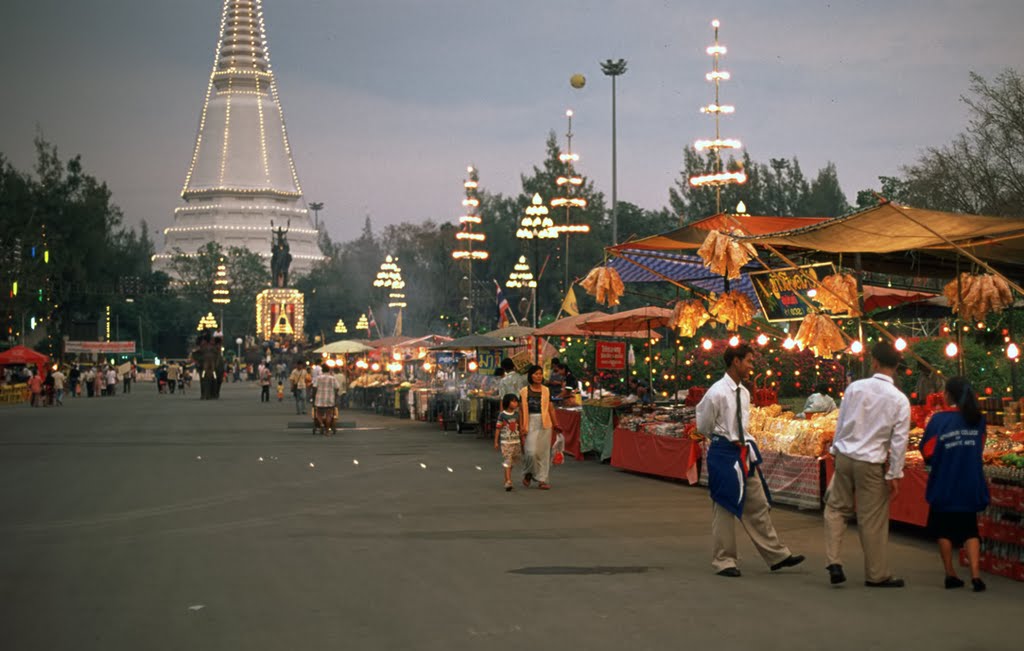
356, 313, 369, 332
688, 19, 747, 212
506, 256, 537, 289
517, 194, 556, 240
197, 312, 219, 331
334, 318, 348, 334
374, 255, 407, 308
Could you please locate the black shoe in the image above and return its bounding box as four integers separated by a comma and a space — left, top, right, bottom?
716, 567, 742, 578
770, 554, 805, 571
945, 575, 965, 589
865, 577, 905, 588
971, 578, 986, 592
826, 564, 847, 585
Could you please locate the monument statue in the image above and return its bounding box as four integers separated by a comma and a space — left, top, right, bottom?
270, 220, 293, 288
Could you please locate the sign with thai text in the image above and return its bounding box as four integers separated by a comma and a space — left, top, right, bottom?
748, 263, 836, 322
65, 341, 137, 354
596, 341, 627, 370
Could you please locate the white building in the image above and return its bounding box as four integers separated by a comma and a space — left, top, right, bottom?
154, 0, 323, 276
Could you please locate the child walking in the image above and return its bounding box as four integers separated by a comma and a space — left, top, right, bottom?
494, 394, 523, 492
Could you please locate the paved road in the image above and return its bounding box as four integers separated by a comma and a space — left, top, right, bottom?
0, 382, 1018, 650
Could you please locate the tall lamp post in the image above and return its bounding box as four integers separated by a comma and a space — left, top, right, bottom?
308, 201, 324, 230
516, 193, 556, 327
600, 58, 627, 246
550, 109, 590, 293
451, 166, 489, 333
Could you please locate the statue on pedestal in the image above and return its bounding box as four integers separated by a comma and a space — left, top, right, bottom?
270, 220, 293, 288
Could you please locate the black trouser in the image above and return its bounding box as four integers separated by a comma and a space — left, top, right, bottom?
123, 378, 130, 393
169, 379, 176, 394
261, 385, 270, 402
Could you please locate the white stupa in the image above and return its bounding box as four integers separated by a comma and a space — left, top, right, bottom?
154, 0, 323, 275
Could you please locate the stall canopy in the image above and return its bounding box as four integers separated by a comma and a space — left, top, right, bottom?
533, 312, 662, 339
606, 250, 759, 304
0, 345, 49, 366
580, 306, 674, 335
314, 340, 376, 355
428, 335, 517, 351
611, 214, 831, 253
482, 325, 536, 339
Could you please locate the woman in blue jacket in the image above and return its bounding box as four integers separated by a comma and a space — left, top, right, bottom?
919, 376, 990, 592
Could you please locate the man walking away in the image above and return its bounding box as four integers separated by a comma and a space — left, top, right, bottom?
824, 342, 911, 588
259, 364, 272, 403
696, 344, 805, 577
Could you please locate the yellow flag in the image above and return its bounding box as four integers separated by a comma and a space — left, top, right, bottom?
560, 285, 579, 317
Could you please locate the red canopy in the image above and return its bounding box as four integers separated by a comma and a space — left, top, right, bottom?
0, 345, 50, 366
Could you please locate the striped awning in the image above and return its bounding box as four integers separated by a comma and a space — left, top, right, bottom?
607, 249, 759, 304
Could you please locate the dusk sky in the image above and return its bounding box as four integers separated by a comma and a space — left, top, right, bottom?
2, 0, 1022, 247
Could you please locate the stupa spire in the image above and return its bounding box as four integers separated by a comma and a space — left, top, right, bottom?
156, 0, 323, 275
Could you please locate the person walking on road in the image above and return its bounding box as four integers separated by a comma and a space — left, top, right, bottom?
518, 365, 561, 490
920, 376, 989, 592
696, 343, 805, 578
259, 364, 272, 403
51, 367, 66, 406
824, 342, 911, 588
289, 361, 309, 415
313, 366, 339, 434
494, 393, 523, 491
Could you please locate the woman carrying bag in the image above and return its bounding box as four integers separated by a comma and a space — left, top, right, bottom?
519, 365, 561, 490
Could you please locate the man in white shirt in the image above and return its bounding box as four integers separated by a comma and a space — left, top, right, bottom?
313, 367, 339, 434
824, 341, 910, 588
696, 343, 805, 577
51, 368, 66, 406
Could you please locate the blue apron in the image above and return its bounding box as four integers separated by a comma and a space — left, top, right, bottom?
706, 436, 772, 518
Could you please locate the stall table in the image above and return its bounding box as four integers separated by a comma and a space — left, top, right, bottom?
553, 408, 583, 460
758, 450, 825, 510
610, 428, 702, 484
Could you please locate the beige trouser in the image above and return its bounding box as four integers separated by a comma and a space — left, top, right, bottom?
711, 473, 791, 571
522, 414, 552, 483
824, 453, 892, 583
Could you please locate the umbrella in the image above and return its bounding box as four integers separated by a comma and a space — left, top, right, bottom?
579, 306, 674, 334
0, 345, 50, 366
314, 340, 376, 355
428, 334, 518, 351
534, 312, 661, 340
482, 325, 536, 338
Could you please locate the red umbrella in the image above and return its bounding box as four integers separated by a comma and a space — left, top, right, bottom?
0, 345, 50, 366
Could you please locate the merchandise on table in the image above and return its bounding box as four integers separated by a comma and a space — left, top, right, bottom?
748, 405, 836, 457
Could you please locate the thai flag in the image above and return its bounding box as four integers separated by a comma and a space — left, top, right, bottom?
495, 281, 511, 328
367, 307, 377, 334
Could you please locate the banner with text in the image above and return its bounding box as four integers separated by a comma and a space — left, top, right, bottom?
748, 263, 835, 323
65, 341, 137, 354
596, 341, 627, 370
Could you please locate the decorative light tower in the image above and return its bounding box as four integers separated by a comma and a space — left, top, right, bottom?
373, 255, 407, 330
356, 313, 369, 337
688, 19, 747, 213
451, 166, 489, 333
212, 257, 231, 334
550, 110, 590, 293
515, 194, 555, 327
506, 255, 538, 327
334, 318, 348, 334
197, 312, 219, 331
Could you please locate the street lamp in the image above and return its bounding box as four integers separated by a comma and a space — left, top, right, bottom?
600, 58, 627, 246
308, 201, 324, 230
516, 193, 556, 327
235, 336, 243, 361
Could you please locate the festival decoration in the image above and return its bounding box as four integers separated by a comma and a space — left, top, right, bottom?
670, 299, 711, 338
696, 229, 755, 280
943, 273, 1013, 322
812, 273, 860, 316
579, 266, 625, 307
688, 19, 746, 212
708, 291, 756, 330
794, 313, 847, 358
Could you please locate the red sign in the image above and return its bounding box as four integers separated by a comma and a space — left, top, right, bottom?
596, 341, 627, 370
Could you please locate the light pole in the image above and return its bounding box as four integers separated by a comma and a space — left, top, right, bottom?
600, 58, 627, 246
451, 166, 489, 334
516, 193, 556, 327
309, 202, 324, 230
550, 110, 590, 294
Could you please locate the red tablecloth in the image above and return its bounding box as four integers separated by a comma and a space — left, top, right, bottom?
553, 409, 582, 460
610, 428, 701, 484
889, 465, 929, 527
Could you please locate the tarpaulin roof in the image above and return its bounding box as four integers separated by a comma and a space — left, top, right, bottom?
610, 214, 830, 252
606, 250, 759, 304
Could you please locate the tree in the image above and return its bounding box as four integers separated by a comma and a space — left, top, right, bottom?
803, 162, 851, 217
886, 70, 1024, 217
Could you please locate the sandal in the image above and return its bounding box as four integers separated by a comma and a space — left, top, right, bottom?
504, 481, 513, 492
538, 482, 551, 490
523, 473, 533, 487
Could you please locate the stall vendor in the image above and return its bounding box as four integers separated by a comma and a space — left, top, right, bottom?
627, 377, 653, 404
799, 383, 837, 419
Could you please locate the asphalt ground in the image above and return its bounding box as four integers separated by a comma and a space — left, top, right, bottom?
0, 381, 1019, 650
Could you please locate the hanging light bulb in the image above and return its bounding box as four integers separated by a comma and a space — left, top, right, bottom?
945, 342, 959, 358
701, 339, 713, 351
850, 340, 863, 354
783, 337, 797, 350
894, 337, 907, 351
756, 333, 768, 346
1007, 343, 1020, 360
728, 335, 740, 347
